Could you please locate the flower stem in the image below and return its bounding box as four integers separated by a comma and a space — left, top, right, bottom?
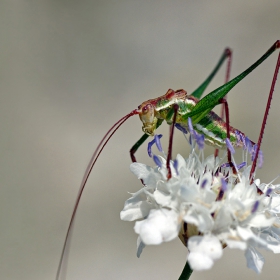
178, 260, 193, 280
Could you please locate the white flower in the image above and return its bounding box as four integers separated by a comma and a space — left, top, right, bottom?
120, 129, 280, 273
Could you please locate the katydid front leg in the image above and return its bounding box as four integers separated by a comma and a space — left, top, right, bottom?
166, 104, 179, 180
130, 119, 163, 163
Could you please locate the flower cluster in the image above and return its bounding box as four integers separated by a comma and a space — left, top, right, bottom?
120, 124, 280, 273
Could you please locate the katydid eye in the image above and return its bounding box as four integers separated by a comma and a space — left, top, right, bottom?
142, 104, 151, 114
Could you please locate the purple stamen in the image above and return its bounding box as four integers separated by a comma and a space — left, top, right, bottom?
188, 117, 194, 134
189, 134, 193, 145
236, 131, 246, 148
266, 188, 272, 196
237, 161, 246, 170
196, 134, 205, 150
236, 131, 246, 147
251, 200, 259, 213
147, 134, 163, 157
155, 134, 163, 152
221, 178, 228, 192
258, 150, 263, 168
235, 130, 241, 144
153, 155, 162, 167
147, 139, 155, 157
187, 117, 205, 149
175, 123, 188, 134
245, 137, 252, 152
173, 159, 179, 175
226, 138, 235, 154
201, 179, 207, 189
147, 140, 155, 157
251, 144, 258, 161
220, 162, 231, 168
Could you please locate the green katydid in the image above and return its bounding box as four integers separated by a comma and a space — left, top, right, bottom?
56, 40, 280, 280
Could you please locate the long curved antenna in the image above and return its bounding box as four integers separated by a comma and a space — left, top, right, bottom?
56, 109, 139, 280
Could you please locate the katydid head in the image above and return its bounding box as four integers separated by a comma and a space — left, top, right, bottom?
138, 102, 157, 136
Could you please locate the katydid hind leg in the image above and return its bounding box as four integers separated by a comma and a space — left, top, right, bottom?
187, 41, 280, 125
250, 51, 280, 181
191, 48, 232, 99
215, 48, 232, 157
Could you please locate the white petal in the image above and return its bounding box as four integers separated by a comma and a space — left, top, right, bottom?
154, 189, 171, 206
130, 163, 160, 185
203, 154, 216, 171
188, 252, 214, 270
180, 177, 199, 202
237, 227, 267, 247
237, 226, 255, 241
136, 236, 145, 258
120, 188, 155, 221
212, 205, 232, 232
229, 182, 246, 199
120, 201, 152, 221
260, 233, 280, 253
267, 242, 280, 253
245, 246, 264, 274
269, 196, 280, 212
130, 162, 151, 178
187, 236, 223, 270
249, 214, 275, 227
226, 239, 247, 250
134, 209, 179, 245
184, 205, 214, 232
176, 154, 187, 172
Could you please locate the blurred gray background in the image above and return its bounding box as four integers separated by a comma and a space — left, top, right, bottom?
1, 1, 280, 279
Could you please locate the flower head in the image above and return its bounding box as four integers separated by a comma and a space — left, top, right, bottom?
120, 127, 280, 273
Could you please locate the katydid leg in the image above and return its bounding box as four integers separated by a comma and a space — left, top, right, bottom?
219, 98, 237, 174
130, 134, 149, 162
167, 104, 179, 180
215, 49, 232, 157
250, 51, 280, 182
130, 119, 163, 163
221, 48, 233, 118
186, 41, 280, 124
191, 48, 232, 99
